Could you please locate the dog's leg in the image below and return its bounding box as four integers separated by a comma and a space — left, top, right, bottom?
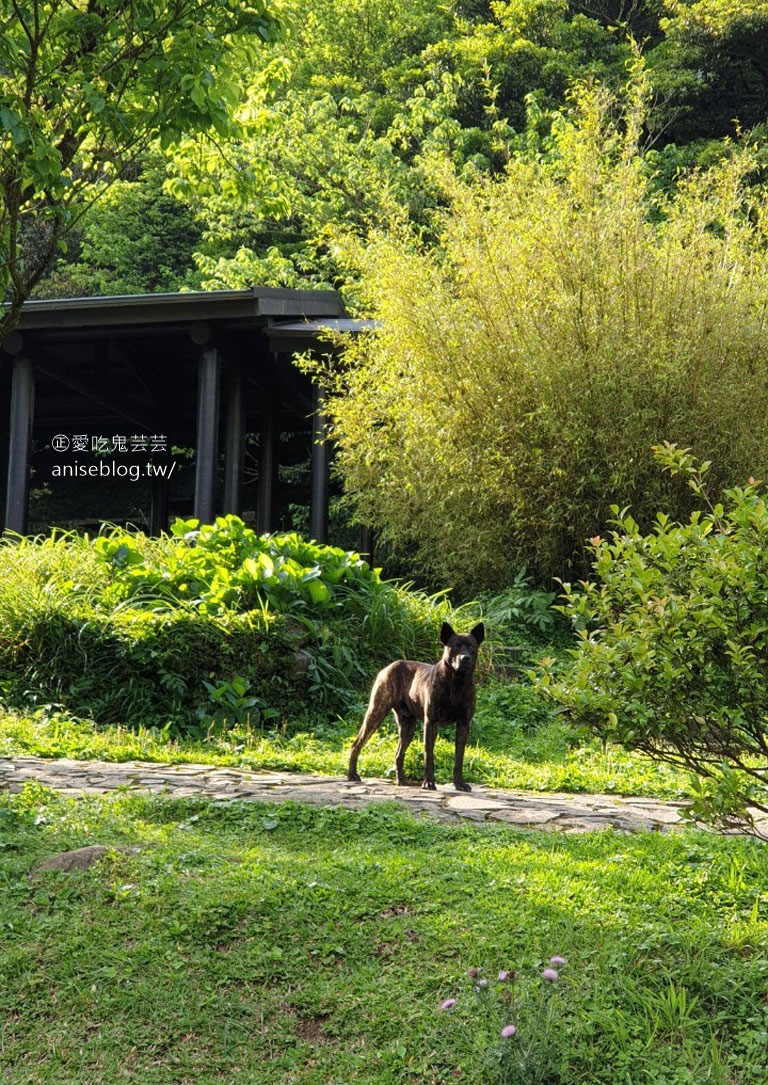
393, 710, 417, 786
453, 720, 472, 792
421, 707, 438, 790
347, 679, 391, 782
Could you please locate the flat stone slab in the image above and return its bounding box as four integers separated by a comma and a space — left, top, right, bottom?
0, 754, 696, 833
28, 844, 134, 878
488, 806, 564, 827
446, 795, 509, 814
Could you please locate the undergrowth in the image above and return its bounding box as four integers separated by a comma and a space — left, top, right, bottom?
0, 517, 458, 732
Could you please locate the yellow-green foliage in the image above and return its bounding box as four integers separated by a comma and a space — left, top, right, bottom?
327, 79, 768, 586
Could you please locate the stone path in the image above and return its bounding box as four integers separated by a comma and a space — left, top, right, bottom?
0, 755, 689, 833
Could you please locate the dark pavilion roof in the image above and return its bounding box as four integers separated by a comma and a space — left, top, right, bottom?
1, 287, 351, 443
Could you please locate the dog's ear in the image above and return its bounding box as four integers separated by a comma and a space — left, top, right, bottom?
440, 622, 455, 645
470, 622, 485, 645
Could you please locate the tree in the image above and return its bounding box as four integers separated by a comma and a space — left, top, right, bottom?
317, 79, 768, 590
33, 1, 768, 304
0, 0, 279, 336
162, 0, 480, 293
40, 156, 202, 297
648, 0, 768, 143
154, 0, 638, 294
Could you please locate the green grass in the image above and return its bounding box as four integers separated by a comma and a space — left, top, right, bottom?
2, 788, 768, 1083
0, 674, 691, 801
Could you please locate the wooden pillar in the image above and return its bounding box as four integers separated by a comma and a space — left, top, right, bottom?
357, 525, 374, 565
5, 351, 35, 535
223, 361, 246, 516
310, 384, 329, 543
149, 475, 169, 536
256, 358, 278, 535
0, 360, 11, 533
192, 330, 221, 525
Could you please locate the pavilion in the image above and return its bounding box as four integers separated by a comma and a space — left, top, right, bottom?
0, 287, 375, 541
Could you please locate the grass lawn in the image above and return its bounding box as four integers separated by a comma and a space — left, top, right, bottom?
2, 788, 768, 1084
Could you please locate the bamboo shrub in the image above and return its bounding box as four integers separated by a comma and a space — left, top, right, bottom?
326, 82, 768, 587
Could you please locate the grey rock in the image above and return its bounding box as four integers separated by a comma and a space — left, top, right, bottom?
28, 844, 133, 878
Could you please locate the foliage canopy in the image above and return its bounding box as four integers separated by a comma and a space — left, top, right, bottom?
0, 0, 279, 334
42, 0, 768, 298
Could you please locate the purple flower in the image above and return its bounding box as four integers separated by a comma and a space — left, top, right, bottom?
498, 970, 512, 982
542, 968, 559, 982
549, 956, 566, 966
468, 967, 481, 978
477, 978, 489, 988
440, 998, 456, 1010
501, 1025, 517, 1038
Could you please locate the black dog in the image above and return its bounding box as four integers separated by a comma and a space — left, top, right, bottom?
347, 622, 485, 791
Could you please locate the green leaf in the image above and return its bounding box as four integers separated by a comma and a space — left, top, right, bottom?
307, 580, 331, 605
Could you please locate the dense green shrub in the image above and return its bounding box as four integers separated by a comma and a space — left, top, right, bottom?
13, 605, 289, 729
0, 518, 451, 730
92, 516, 383, 614
479, 569, 559, 642
323, 79, 768, 587
539, 447, 768, 834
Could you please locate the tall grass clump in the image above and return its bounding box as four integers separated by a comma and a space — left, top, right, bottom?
0, 517, 452, 731
323, 73, 768, 587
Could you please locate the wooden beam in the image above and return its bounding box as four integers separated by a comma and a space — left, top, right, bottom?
256, 365, 278, 535
357, 525, 374, 565
149, 475, 169, 536
223, 361, 246, 515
